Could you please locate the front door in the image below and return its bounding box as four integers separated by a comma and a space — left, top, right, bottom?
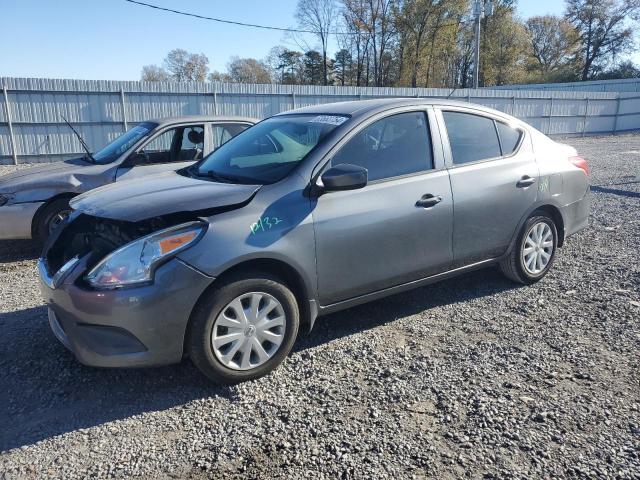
312, 110, 453, 306
439, 109, 539, 265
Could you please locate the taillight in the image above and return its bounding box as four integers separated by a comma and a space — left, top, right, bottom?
568, 156, 589, 176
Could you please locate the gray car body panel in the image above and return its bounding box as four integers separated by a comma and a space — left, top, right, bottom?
40, 255, 212, 367
0, 201, 45, 239
70, 171, 261, 222
176, 172, 318, 303
0, 116, 256, 239
39, 99, 589, 368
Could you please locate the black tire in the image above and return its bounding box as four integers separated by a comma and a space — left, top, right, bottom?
33, 197, 72, 245
499, 211, 558, 285
187, 271, 300, 384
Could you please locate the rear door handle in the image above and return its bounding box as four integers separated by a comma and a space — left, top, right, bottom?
517, 176, 536, 188
416, 194, 443, 208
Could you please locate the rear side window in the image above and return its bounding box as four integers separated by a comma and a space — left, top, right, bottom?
443, 111, 501, 165
211, 123, 251, 149
332, 111, 433, 181
495, 121, 522, 155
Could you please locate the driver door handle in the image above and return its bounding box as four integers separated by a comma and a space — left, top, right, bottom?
416, 193, 443, 208
516, 175, 536, 188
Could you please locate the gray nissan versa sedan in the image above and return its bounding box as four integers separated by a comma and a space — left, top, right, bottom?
0, 116, 255, 243
39, 99, 589, 383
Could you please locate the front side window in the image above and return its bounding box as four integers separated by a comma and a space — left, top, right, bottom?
443, 111, 501, 165
180, 126, 205, 160
141, 125, 205, 164
92, 122, 155, 164
197, 114, 346, 184
332, 111, 433, 181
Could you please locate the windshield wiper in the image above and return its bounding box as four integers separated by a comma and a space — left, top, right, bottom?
61, 115, 97, 164
191, 167, 246, 184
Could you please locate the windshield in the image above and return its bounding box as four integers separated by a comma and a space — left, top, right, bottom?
92, 122, 155, 164
196, 114, 348, 184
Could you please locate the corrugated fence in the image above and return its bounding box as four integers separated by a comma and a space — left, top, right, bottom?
1, 77, 639, 164
487, 77, 640, 93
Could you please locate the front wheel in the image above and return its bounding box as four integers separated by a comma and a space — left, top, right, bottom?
33, 198, 72, 245
187, 272, 300, 384
499, 212, 558, 284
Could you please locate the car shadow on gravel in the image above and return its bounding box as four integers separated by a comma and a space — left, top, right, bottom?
0, 240, 40, 263
295, 267, 516, 352
0, 267, 515, 452
0, 305, 235, 452
590, 185, 640, 199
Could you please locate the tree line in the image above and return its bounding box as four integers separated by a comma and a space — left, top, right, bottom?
141, 0, 640, 87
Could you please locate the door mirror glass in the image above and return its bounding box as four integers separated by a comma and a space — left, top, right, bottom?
320, 163, 368, 192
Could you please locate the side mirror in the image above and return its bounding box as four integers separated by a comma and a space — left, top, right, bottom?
320, 163, 368, 192
124, 151, 150, 167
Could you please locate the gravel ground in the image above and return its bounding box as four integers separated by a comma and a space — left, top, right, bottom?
0, 134, 639, 479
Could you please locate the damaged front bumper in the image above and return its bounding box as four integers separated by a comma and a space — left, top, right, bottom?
39, 254, 214, 368
0, 201, 43, 240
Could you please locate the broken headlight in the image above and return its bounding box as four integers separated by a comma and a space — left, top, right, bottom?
85, 222, 206, 289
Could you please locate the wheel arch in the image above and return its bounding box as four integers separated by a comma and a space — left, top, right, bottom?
506, 202, 566, 256
31, 192, 77, 238
534, 204, 565, 247
184, 257, 317, 357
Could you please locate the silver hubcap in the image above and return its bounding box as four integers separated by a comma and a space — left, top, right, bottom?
49, 209, 71, 233
522, 222, 554, 275
212, 292, 286, 371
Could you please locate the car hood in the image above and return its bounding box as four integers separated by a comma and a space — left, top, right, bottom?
0, 157, 104, 194
70, 171, 261, 222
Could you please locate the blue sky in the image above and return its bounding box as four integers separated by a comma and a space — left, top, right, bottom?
0, 0, 631, 81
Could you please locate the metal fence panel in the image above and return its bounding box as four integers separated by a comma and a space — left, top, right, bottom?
0, 126, 12, 155
488, 78, 640, 93
617, 113, 640, 132
619, 95, 640, 115
549, 117, 581, 135
0, 77, 638, 164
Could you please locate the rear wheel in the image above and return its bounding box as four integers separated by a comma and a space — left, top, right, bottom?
187, 272, 299, 384
33, 198, 72, 245
499, 212, 558, 284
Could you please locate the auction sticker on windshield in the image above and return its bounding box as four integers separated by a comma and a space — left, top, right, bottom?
309, 115, 348, 126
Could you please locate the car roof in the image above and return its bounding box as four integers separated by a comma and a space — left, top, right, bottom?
276, 98, 511, 121
148, 115, 258, 126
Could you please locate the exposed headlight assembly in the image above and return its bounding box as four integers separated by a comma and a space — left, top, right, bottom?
85, 222, 206, 289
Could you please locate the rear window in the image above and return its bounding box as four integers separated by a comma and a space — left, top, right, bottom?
443, 111, 501, 165
496, 121, 522, 155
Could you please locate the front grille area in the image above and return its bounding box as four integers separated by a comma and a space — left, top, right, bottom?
44, 214, 157, 275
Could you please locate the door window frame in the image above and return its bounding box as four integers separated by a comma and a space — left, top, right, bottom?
130, 121, 207, 165
207, 121, 255, 153
311, 106, 446, 188
435, 106, 526, 169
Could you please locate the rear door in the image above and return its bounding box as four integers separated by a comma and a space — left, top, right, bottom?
437, 108, 538, 266
312, 109, 453, 306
